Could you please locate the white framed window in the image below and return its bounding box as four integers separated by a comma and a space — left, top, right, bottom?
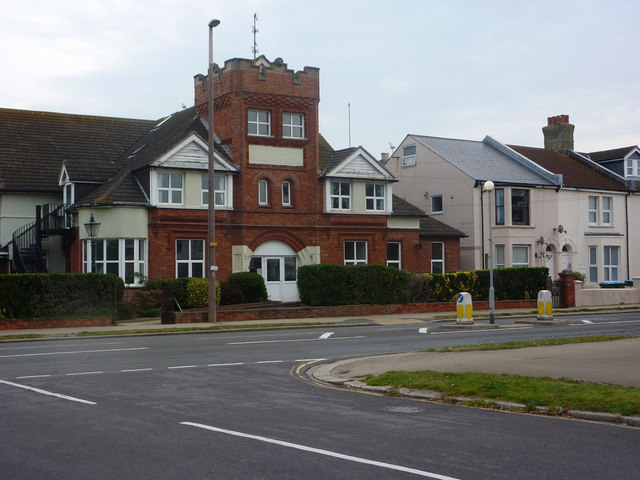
387, 242, 401, 269
176, 239, 205, 278
248, 109, 271, 136
282, 113, 304, 139
365, 183, 385, 211
495, 188, 505, 225
431, 195, 443, 214
603, 245, 620, 281
402, 145, 416, 167
496, 245, 505, 268
282, 181, 291, 206
431, 242, 444, 273
84, 238, 146, 286
589, 246, 598, 283
588, 196, 599, 224
201, 174, 230, 207
330, 181, 351, 210
512, 245, 530, 267
344, 241, 367, 265
157, 172, 183, 205
602, 196, 612, 225
627, 158, 639, 177
259, 179, 269, 205
511, 189, 530, 225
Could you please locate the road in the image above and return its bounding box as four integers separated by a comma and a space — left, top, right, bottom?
1, 312, 639, 479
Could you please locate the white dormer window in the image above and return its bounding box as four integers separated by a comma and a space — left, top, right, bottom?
201, 174, 232, 208
248, 109, 271, 136
365, 183, 385, 211
157, 172, 183, 205
330, 181, 351, 210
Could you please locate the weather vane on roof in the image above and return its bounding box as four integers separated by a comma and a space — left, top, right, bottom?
252, 13, 259, 60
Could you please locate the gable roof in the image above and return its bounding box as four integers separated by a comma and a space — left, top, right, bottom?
0, 108, 156, 193
74, 107, 236, 207
409, 134, 561, 187
320, 145, 395, 181
510, 145, 627, 192
585, 146, 639, 164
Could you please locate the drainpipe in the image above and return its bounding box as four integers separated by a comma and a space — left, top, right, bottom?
626, 193, 630, 280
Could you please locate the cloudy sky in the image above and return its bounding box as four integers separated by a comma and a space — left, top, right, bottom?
2, 0, 638, 158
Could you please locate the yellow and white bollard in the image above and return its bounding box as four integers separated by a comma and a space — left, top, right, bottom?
456, 292, 473, 325
537, 290, 553, 321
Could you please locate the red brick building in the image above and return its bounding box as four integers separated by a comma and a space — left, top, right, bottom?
0, 55, 465, 301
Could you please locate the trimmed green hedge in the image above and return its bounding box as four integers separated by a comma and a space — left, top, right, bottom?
0, 273, 124, 319
145, 278, 220, 310
297, 265, 548, 306
221, 272, 268, 304
297, 264, 413, 306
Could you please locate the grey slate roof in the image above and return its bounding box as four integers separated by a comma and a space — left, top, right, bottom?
420, 216, 467, 238
76, 107, 234, 206
0, 108, 156, 192
585, 146, 638, 164
391, 195, 425, 216
410, 134, 561, 187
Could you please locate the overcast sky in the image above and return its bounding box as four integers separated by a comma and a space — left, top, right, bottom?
2, 0, 638, 159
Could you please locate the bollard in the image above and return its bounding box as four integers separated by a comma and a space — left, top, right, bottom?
456, 292, 473, 325
537, 290, 553, 321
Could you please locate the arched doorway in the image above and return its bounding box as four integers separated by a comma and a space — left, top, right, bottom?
249, 240, 299, 302
545, 245, 554, 278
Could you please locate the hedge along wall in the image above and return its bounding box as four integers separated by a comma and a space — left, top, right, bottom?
0, 273, 124, 319
297, 265, 549, 306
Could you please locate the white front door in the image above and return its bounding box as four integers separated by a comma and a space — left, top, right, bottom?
264, 257, 283, 302
251, 241, 300, 302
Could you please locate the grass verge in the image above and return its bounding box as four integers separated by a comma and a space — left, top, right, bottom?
426, 335, 636, 352
366, 370, 640, 416
364, 336, 640, 417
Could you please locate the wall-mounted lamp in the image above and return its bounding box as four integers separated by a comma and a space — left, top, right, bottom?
84, 213, 101, 273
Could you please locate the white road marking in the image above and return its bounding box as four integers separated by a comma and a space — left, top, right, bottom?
168, 365, 199, 370
207, 362, 244, 367
0, 347, 148, 359
0, 341, 126, 351
181, 422, 460, 479
295, 358, 325, 362
16, 375, 51, 379
319, 332, 334, 339
581, 320, 594, 324
419, 327, 429, 334
228, 336, 366, 345
0, 380, 96, 405
66, 371, 104, 376
121, 368, 153, 373
255, 360, 285, 364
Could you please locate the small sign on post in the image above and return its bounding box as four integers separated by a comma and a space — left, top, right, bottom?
456, 292, 473, 325
537, 290, 553, 321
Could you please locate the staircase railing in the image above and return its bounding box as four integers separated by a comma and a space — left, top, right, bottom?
11, 203, 71, 273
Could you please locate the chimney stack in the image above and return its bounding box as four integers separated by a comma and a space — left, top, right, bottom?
542, 114, 574, 154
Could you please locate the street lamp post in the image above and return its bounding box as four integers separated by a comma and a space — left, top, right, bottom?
208, 19, 221, 323
484, 181, 495, 324
84, 213, 101, 273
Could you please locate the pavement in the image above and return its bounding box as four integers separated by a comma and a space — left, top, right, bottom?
2, 306, 639, 425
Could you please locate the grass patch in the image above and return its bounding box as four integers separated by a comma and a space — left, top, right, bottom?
365, 370, 640, 416
427, 335, 636, 352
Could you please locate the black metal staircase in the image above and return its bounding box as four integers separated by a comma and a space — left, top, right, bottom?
11, 204, 74, 273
